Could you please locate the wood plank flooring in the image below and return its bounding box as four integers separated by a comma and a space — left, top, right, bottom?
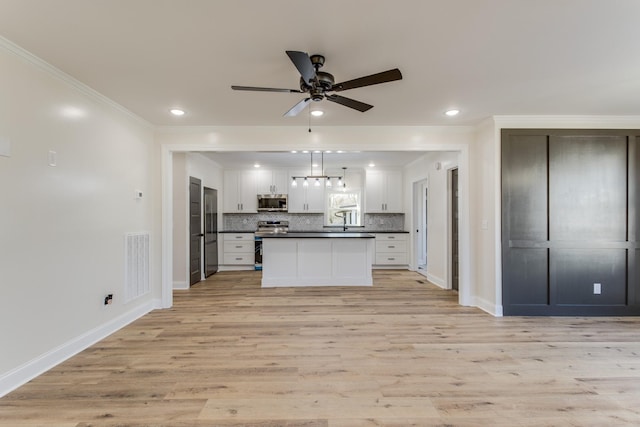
2, 270, 640, 426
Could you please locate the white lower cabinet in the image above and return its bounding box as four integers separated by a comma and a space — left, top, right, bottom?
373, 233, 408, 267
222, 233, 255, 268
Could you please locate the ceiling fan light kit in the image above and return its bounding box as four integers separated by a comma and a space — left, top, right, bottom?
231, 50, 402, 117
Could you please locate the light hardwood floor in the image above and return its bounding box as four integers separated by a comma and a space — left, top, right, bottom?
2, 270, 640, 426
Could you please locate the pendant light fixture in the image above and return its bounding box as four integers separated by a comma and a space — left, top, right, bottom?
291, 151, 343, 188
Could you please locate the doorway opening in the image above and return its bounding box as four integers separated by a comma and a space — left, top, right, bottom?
450, 167, 459, 292
189, 176, 202, 286
414, 179, 428, 278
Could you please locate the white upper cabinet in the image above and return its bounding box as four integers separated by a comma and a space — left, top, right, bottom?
288, 170, 326, 213
365, 169, 403, 213
223, 170, 257, 213
255, 169, 289, 194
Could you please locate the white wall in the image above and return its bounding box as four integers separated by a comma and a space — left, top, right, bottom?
0, 40, 158, 395
471, 118, 499, 314
404, 152, 459, 288
172, 153, 187, 288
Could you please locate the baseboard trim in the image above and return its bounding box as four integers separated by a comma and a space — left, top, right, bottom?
426, 273, 446, 288
173, 281, 189, 290
473, 295, 503, 317
0, 299, 159, 397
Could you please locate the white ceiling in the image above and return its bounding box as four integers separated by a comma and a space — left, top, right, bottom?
2, 1, 639, 169
2, 0, 640, 129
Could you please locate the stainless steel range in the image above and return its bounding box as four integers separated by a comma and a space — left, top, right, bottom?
254, 221, 289, 270
255, 220, 289, 236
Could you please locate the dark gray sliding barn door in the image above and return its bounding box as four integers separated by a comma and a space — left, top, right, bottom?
502, 129, 640, 315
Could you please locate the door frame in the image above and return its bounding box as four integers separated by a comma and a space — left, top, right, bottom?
412, 178, 428, 278
161, 143, 472, 310
203, 186, 218, 278
448, 167, 459, 292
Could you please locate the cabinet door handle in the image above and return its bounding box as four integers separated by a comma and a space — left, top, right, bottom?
388, 245, 395, 248
235, 245, 242, 248
235, 257, 242, 261
388, 257, 395, 261
388, 236, 395, 239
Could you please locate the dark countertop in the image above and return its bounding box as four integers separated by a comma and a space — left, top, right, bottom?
292, 230, 409, 234
258, 232, 375, 238
220, 230, 408, 234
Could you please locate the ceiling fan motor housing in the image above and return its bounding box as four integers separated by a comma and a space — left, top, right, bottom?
232, 50, 402, 116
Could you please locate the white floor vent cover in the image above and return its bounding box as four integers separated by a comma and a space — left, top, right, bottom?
124, 232, 150, 303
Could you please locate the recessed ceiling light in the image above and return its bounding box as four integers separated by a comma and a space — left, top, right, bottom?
170, 108, 185, 116
337, 150, 344, 153
302, 150, 309, 153
445, 109, 460, 117
368, 163, 376, 167
311, 110, 324, 117
291, 150, 298, 153
254, 163, 260, 168
325, 150, 332, 153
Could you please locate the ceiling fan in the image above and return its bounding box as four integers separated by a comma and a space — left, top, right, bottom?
231, 51, 402, 117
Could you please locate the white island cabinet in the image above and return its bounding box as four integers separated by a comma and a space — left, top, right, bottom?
261, 233, 375, 287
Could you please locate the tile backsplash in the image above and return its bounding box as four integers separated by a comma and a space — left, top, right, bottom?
223, 213, 404, 232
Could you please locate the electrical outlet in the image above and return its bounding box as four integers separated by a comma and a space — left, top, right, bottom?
593, 283, 601, 295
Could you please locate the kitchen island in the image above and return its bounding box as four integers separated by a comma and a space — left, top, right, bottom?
259, 232, 375, 287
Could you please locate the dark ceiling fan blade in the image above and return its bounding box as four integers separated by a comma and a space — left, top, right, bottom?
231, 85, 303, 93
284, 98, 311, 117
326, 94, 373, 112
333, 68, 402, 92
286, 51, 316, 86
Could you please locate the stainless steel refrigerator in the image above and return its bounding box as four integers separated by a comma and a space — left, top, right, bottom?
203, 187, 218, 277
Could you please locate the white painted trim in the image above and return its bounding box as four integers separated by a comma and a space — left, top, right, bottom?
494, 115, 640, 129
457, 146, 472, 307
161, 147, 174, 309
173, 281, 189, 290
218, 265, 256, 271
426, 272, 446, 289
0, 299, 159, 398
160, 137, 473, 318
473, 295, 503, 317
0, 35, 152, 129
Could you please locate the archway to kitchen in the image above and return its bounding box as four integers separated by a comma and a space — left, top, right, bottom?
158, 126, 473, 310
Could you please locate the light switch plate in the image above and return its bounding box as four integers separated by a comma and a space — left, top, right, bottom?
593, 283, 601, 294
48, 150, 57, 166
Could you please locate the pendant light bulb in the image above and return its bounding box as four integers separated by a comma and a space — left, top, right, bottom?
291, 177, 297, 187
326, 177, 332, 187
303, 177, 309, 187
314, 178, 320, 187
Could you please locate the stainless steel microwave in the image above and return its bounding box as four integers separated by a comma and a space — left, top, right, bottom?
257, 194, 288, 212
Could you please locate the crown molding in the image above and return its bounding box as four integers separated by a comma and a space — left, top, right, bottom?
493, 115, 640, 129
0, 35, 153, 129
